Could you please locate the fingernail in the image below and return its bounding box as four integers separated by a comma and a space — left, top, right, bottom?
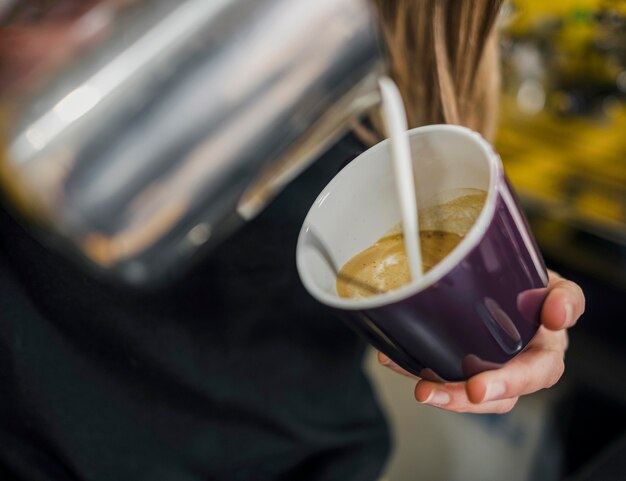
421, 390, 451, 406
563, 303, 573, 328
379, 353, 391, 365
483, 382, 506, 402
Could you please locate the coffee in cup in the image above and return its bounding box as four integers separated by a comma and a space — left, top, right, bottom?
296, 125, 548, 381
337, 189, 487, 298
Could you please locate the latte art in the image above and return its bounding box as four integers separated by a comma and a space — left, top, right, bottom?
337, 191, 487, 298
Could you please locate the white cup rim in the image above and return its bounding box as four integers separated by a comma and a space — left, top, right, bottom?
296, 124, 503, 310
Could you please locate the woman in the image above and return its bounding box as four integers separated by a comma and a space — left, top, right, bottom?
0, 1, 584, 480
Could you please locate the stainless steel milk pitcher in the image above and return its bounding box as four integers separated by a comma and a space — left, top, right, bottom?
0, 0, 383, 285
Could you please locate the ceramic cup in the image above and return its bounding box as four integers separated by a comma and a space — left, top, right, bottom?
296, 125, 549, 382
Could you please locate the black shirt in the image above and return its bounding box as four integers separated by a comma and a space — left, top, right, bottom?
0, 134, 390, 481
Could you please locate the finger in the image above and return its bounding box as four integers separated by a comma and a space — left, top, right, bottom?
547, 270, 562, 282
415, 381, 519, 414
542, 275, 585, 331
526, 323, 569, 352
465, 330, 566, 404
377, 352, 420, 380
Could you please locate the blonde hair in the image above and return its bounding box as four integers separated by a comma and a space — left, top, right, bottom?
371, 0, 503, 142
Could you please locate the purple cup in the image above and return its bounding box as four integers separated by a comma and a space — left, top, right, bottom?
296, 125, 549, 382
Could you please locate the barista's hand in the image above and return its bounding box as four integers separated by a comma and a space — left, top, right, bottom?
378, 271, 585, 414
